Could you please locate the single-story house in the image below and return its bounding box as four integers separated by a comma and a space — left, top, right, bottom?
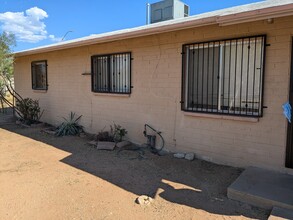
14, 0, 293, 173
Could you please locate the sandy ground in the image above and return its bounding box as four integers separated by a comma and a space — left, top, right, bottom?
0, 121, 268, 220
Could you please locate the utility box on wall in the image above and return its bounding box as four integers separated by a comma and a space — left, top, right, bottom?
150, 0, 189, 24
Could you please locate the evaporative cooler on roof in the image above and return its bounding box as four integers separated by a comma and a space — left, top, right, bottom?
150, 0, 189, 24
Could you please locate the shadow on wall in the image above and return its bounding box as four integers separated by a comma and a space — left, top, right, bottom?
0, 124, 268, 219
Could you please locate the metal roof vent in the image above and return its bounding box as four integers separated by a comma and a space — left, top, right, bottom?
150, 0, 189, 24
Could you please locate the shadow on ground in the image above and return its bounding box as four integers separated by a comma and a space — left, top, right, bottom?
0, 121, 268, 219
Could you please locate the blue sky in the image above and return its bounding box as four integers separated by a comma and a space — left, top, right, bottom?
0, 0, 263, 52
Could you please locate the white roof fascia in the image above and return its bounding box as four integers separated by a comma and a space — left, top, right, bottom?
218, 3, 293, 26
14, 17, 218, 57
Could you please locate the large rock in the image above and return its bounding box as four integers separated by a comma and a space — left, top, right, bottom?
97, 142, 116, 151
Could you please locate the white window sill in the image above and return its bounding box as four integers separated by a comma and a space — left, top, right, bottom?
33, 90, 47, 93
184, 112, 259, 122
92, 92, 130, 98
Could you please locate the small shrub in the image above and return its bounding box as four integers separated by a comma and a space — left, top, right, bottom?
96, 123, 127, 142
96, 130, 113, 142
16, 98, 43, 124
110, 123, 127, 142
55, 112, 84, 136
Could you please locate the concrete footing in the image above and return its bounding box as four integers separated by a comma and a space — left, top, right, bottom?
268, 207, 293, 220
228, 167, 293, 211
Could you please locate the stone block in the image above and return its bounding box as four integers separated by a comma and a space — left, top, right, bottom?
97, 142, 116, 151
185, 153, 195, 161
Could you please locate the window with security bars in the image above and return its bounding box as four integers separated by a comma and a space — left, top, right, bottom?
181, 35, 266, 117
91, 52, 131, 94
31, 60, 47, 90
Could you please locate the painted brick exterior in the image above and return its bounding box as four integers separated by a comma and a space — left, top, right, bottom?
14, 16, 293, 173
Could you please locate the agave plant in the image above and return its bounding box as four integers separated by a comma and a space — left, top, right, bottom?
55, 112, 84, 136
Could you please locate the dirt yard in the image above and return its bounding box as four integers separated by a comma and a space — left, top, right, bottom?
0, 122, 268, 220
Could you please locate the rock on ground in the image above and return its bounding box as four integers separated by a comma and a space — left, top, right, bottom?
136, 195, 153, 206
185, 153, 195, 161
79, 132, 87, 138
97, 141, 116, 151
41, 128, 56, 135
116, 141, 131, 148
158, 149, 169, 156
174, 153, 185, 159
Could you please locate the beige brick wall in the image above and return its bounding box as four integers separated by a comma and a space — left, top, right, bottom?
14, 16, 293, 173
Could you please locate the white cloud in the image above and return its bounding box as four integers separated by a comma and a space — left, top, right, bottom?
0, 7, 60, 43
49, 34, 62, 42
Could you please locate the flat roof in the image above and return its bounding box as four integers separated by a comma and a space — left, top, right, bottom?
15, 0, 293, 57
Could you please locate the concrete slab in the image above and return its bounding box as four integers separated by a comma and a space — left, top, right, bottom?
227, 167, 293, 210
269, 207, 293, 220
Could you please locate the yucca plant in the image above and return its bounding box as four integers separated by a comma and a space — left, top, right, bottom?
55, 112, 84, 136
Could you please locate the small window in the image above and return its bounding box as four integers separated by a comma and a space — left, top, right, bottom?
182, 35, 266, 117
91, 52, 131, 94
31, 60, 47, 90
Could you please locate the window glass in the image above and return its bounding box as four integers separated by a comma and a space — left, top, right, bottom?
182, 36, 265, 117
31, 61, 47, 90
92, 52, 131, 94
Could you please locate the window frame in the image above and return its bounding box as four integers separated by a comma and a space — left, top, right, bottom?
181, 35, 267, 118
31, 60, 48, 91
91, 52, 132, 94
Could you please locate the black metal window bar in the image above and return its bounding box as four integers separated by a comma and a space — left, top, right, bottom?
181, 35, 266, 117
92, 52, 131, 94
31, 60, 48, 90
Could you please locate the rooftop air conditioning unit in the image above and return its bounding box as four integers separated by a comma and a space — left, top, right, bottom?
150, 0, 189, 24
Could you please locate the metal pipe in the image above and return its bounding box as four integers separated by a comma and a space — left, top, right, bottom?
143, 124, 165, 152
61, 30, 73, 41
146, 3, 150, 25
